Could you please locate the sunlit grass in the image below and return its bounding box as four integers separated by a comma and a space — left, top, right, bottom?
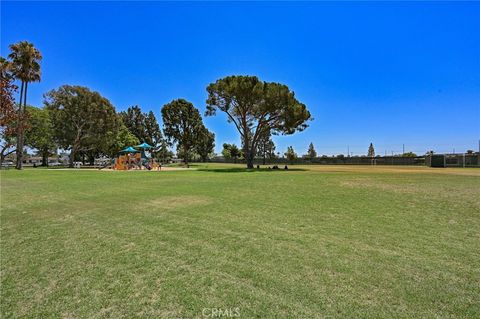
1, 165, 479, 318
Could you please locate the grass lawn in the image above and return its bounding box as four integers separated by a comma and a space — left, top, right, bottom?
1, 164, 479, 318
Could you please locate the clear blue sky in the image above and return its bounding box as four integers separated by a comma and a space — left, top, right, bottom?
2, 1, 479, 155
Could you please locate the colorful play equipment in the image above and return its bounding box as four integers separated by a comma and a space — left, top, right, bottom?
113, 143, 161, 170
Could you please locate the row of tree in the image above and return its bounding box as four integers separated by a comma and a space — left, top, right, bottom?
2, 41, 314, 169
1, 43, 215, 167
221, 142, 419, 164
4, 83, 216, 167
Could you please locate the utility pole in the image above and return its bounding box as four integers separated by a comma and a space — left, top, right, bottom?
347, 145, 350, 157
402, 144, 405, 155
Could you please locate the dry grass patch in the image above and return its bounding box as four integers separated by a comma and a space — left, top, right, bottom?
143, 195, 212, 210
340, 178, 420, 194
340, 176, 480, 209
303, 165, 480, 176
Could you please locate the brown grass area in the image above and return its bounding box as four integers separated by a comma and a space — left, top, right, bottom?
300, 165, 480, 176
340, 176, 480, 209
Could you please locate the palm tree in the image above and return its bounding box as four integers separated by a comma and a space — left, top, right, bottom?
8, 41, 42, 169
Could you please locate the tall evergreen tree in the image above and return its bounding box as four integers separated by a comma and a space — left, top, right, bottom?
368, 143, 375, 157
307, 142, 317, 160
120, 106, 145, 140
257, 130, 276, 165
144, 111, 163, 148
120, 106, 163, 149
285, 146, 297, 164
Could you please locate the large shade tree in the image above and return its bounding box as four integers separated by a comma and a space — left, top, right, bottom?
45, 85, 120, 167
24, 106, 56, 166
206, 75, 311, 168
161, 99, 205, 166
8, 41, 42, 169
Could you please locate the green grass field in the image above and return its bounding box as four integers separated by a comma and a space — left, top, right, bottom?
1, 165, 479, 318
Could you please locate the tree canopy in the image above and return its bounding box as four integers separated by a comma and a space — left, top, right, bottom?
195, 126, 215, 162
107, 122, 140, 158
120, 106, 163, 149
24, 106, 56, 166
161, 99, 205, 165
222, 143, 242, 163
0, 57, 18, 165
206, 75, 311, 168
285, 146, 297, 163
45, 85, 120, 167
402, 152, 417, 158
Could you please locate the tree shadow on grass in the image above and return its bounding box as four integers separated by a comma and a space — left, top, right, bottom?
197, 167, 308, 173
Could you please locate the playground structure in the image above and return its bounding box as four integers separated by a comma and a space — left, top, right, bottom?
113, 144, 161, 171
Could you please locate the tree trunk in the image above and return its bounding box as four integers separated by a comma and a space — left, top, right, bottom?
69, 146, 76, 168
246, 157, 254, 169
15, 81, 25, 170
245, 149, 254, 169
42, 150, 48, 166
183, 146, 189, 167
243, 139, 256, 169
0, 149, 5, 167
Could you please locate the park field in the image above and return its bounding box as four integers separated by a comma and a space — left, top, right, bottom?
1, 164, 479, 318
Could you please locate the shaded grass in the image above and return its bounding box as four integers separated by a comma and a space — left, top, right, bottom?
1, 165, 479, 318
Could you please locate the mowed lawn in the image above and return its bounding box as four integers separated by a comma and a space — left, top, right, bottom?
1, 165, 479, 318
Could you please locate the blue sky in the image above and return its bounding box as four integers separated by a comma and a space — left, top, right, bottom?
1, 1, 479, 155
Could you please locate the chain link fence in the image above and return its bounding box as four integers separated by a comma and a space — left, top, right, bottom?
210, 154, 479, 167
